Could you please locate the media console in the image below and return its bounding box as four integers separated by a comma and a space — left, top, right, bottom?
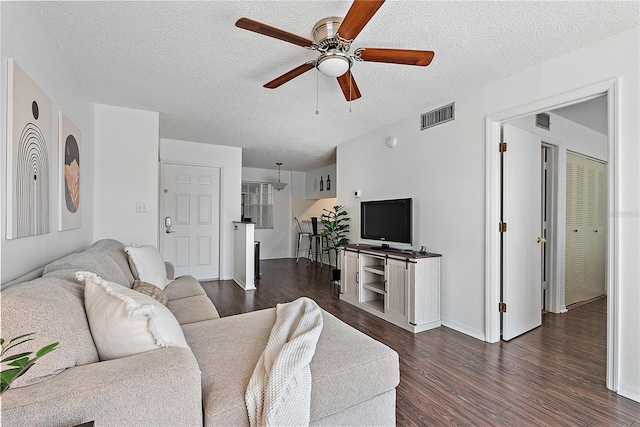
340, 244, 441, 333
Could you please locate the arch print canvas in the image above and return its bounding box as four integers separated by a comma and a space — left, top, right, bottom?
6, 59, 52, 239
59, 112, 82, 231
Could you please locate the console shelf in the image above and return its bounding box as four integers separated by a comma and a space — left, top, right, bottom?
340, 244, 441, 333
362, 281, 385, 294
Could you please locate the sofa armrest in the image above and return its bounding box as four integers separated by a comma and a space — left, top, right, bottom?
0, 347, 202, 427
165, 261, 175, 280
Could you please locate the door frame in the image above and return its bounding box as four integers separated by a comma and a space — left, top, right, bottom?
159, 160, 223, 279
484, 78, 619, 391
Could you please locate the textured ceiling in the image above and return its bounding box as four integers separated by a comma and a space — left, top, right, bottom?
551, 95, 608, 136
36, 1, 638, 171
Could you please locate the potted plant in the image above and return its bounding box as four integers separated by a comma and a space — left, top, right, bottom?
1, 333, 59, 395
320, 205, 350, 282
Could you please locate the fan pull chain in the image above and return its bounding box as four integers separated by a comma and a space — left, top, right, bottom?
315, 68, 320, 115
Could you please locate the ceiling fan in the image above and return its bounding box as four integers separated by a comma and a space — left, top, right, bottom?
235, 0, 434, 101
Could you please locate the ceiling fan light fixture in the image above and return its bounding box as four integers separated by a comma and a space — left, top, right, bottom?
316, 52, 352, 77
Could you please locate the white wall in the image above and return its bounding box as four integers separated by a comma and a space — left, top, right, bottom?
509, 112, 608, 161
306, 164, 337, 199
162, 138, 241, 280
337, 27, 639, 400
1, 2, 95, 282
93, 104, 159, 246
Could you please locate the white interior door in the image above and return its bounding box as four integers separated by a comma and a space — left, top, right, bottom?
162, 163, 220, 280
502, 124, 543, 341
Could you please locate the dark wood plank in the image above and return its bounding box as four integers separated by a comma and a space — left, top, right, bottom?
200, 259, 640, 426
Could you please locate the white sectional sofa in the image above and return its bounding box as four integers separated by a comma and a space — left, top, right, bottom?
0, 239, 399, 426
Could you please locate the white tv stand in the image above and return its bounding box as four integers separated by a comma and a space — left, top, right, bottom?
340, 244, 441, 333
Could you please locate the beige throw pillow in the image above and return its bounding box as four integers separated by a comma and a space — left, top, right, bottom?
132, 280, 168, 305
77, 271, 187, 361
124, 245, 171, 290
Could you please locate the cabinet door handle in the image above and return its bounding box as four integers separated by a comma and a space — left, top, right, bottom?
356, 272, 359, 284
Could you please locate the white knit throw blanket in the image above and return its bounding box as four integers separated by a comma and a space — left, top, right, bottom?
245, 297, 324, 427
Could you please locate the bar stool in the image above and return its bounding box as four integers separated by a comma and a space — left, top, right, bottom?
309, 217, 324, 268
294, 217, 312, 264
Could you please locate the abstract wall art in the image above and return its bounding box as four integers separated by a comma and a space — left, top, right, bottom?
59, 112, 82, 231
7, 59, 52, 239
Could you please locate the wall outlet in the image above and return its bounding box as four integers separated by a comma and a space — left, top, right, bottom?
354, 190, 361, 198
136, 202, 148, 213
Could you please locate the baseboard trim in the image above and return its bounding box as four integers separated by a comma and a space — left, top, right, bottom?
441, 317, 485, 341
617, 382, 640, 403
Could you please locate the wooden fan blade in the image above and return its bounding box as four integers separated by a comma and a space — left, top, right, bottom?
338, 0, 385, 41
337, 71, 362, 101
264, 62, 315, 89
358, 48, 435, 66
236, 17, 315, 48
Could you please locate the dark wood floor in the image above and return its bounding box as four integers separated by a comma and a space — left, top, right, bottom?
201, 258, 640, 426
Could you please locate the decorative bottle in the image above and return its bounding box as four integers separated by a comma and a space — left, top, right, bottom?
319, 176, 324, 191
327, 175, 331, 191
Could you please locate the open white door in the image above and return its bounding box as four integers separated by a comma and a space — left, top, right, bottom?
162, 163, 220, 280
502, 124, 543, 341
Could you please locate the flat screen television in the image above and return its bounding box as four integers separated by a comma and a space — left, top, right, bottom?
361, 198, 412, 249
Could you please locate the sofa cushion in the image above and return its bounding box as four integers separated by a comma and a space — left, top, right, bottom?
132, 280, 168, 305
166, 295, 220, 325
0, 277, 99, 388
124, 245, 171, 290
181, 308, 399, 426
43, 251, 130, 288
78, 272, 188, 361
86, 239, 136, 286
0, 346, 203, 427
164, 275, 206, 301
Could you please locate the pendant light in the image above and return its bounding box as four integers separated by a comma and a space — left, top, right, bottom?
272, 162, 287, 191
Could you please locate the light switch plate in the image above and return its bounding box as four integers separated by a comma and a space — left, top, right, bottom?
136, 202, 148, 213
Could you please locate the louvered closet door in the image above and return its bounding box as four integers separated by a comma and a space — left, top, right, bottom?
565, 152, 606, 306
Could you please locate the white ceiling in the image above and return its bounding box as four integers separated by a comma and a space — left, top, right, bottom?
551, 95, 608, 136
36, 1, 639, 171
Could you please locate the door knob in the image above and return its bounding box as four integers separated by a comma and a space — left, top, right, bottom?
537, 237, 547, 243
165, 216, 174, 233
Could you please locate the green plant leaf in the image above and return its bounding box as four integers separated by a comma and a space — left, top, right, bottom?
1, 351, 32, 363
1, 368, 21, 385
8, 333, 35, 344
0, 334, 58, 396
1, 338, 34, 356
7, 356, 31, 368
36, 342, 59, 357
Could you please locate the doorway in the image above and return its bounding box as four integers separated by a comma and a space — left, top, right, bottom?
160, 162, 221, 280
485, 79, 619, 391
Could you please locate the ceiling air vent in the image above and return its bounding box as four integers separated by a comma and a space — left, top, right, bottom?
536, 113, 551, 130
421, 102, 455, 130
